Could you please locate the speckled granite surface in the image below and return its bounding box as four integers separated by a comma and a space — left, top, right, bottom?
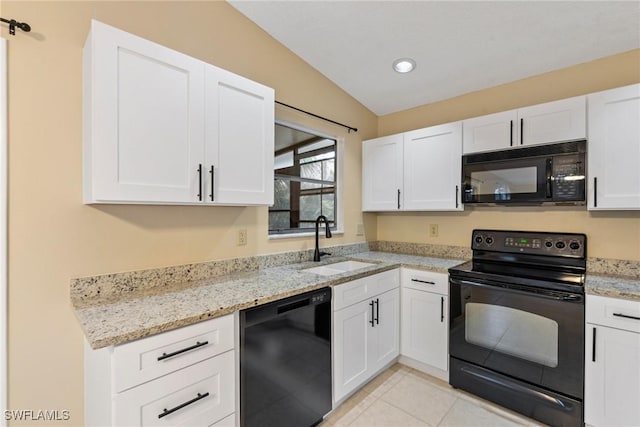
585, 275, 640, 302
72, 240, 640, 349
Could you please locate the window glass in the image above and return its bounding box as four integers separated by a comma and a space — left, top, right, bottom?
270, 124, 337, 235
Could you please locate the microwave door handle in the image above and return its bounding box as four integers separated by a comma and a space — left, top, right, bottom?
545, 158, 553, 198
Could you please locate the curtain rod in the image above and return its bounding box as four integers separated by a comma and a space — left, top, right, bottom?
275, 100, 358, 133
0, 18, 31, 36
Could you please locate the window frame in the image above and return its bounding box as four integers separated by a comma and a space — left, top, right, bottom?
269, 120, 344, 238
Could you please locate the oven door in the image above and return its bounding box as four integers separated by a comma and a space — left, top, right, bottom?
449, 277, 584, 399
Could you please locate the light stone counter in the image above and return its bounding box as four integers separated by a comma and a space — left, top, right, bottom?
72, 240, 640, 350
74, 250, 466, 350
585, 274, 640, 302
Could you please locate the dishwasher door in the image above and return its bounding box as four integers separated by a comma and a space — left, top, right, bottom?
240, 287, 332, 427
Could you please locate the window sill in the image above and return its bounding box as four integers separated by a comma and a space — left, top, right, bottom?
268, 230, 344, 240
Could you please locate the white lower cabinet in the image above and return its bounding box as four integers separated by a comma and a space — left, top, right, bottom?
333, 269, 400, 403
85, 314, 237, 427
400, 269, 448, 380
585, 295, 640, 427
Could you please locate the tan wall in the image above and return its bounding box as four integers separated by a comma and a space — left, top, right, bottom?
3, 1, 639, 424
377, 49, 640, 261
2, 1, 377, 424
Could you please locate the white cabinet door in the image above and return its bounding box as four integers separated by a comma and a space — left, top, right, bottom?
518, 96, 586, 147
585, 324, 640, 427
333, 299, 372, 402
205, 66, 274, 205
362, 134, 404, 211
401, 288, 448, 371
371, 288, 400, 369
403, 122, 463, 211
84, 20, 205, 204
587, 84, 640, 210
462, 110, 517, 154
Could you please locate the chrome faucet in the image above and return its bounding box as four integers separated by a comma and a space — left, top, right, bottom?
313, 215, 332, 261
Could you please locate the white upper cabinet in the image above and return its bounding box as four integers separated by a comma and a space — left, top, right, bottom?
463, 110, 518, 154
462, 96, 586, 154
518, 95, 586, 146
404, 122, 462, 211
83, 20, 274, 205
362, 122, 462, 212
587, 84, 640, 210
204, 66, 274, 205
362, 134, 403, 211
83, 20, 205, 204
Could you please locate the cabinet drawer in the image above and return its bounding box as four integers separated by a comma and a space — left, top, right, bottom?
333, 269, 399, 311
587, 295, 640, 333
113, 315, 234, 392
114, 350, 235, 427
401, 268, 448, 295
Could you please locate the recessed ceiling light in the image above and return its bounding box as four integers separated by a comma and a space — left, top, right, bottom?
392, 58, 416, 73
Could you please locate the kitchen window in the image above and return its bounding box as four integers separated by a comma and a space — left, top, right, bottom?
270, 123, 338, 235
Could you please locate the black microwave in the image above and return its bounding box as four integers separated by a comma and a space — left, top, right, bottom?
462, 140, 586, 206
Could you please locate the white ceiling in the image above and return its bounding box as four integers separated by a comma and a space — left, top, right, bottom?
229, 1, 640, 116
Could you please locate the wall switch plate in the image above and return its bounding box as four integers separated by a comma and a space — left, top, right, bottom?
356, 223, 364, 236
429, 224, 439, 237
238, 229, 247, 246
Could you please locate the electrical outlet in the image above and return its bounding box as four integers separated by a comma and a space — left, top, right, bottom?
238, 229, 247, 246
356, 223, 364, 236
429, 224, 439, 237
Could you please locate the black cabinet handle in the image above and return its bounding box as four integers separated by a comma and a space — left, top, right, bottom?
613, 312, 640, 321
369, 301, 375, 327
545, 158, 553, 198
397, 189, 401, 210
157, 341, 209, 361
455, 185, 459, 208
593, 177, 598, 207
158, 392, 210, 419
197, 164, 203, 201
440, 296, 444, 323
509, 120, 513, 146
520, 118, 524, 145
375, 298, 379, 325
411, 278, 435, 285
209, 165, 215, 201
592, 327, 597, 362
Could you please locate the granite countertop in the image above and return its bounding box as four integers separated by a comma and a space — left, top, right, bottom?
585, 274, 640, 302
74, 251, 465, 350
73, 245, 640, 351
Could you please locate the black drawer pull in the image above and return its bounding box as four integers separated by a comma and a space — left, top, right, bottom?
369, 301, 375, 327
411, 278, 435, 285
375, 298, 380, 325
158, 392, 210, 419
613, 312, 640, 321
592, 327, 597, 362
157, 341, 209, 361
440, 296, 444, 323
197, 164, 203, 201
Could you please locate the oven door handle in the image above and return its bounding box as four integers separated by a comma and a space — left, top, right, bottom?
449, 278, 584, 303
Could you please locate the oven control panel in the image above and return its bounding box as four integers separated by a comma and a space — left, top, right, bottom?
472, 230, 586, 258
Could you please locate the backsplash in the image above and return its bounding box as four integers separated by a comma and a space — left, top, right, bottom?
71, 240, 639, 309
371, 240, 472, 260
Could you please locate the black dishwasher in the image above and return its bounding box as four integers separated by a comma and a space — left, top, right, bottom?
240, 287, 332, 427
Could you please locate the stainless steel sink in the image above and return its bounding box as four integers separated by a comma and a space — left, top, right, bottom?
302, 260, 375, 276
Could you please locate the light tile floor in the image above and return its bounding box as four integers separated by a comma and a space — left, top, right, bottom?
321, 364, 546, 427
